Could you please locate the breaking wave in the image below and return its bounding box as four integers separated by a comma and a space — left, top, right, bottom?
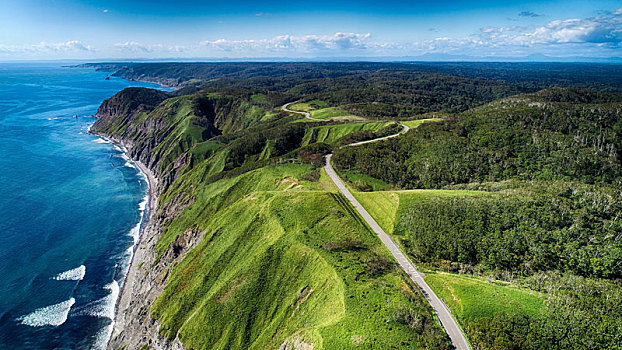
52, 265, 86, 281
18, 298, 76, 327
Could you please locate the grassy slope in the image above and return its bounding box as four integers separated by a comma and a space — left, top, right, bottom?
151, 163, 450, 350
400, 118, 444, 128
289, 100, 364, 121
353, 189, 487, 235
301, 122, 390, 146
350, 188, 549, 343
424, 272, 544, 322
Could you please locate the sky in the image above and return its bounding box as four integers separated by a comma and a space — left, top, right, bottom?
0, 0, 620, 61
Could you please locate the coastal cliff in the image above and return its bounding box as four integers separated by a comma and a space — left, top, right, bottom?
91, 86, 453, 350
92, 87, 274, 349
92, 88, 198, 349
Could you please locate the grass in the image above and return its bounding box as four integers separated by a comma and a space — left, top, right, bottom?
351, 189, 488, 235
343, 171, 393, 191
151, 163, 450, 349
424, 272, 544, 321
289, 100, 328, 112
302, 122, 390, 146
288, 101, 364, 121
354, 191, 399, 234
310, 107, 356, 120
399, 118, 444, 129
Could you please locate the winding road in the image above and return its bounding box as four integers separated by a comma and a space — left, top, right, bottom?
284, 103, 470, 350
282, 101, 325, 121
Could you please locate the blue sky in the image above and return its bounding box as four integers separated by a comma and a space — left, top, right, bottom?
1, 0, 620, 60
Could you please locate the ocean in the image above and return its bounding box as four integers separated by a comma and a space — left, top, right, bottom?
0, 63, 168, 349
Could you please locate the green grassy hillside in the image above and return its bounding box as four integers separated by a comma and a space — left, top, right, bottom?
96, 82, 622, 350
151, 164, 451, 349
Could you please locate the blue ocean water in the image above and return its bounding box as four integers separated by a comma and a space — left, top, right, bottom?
0, 63, 168, 349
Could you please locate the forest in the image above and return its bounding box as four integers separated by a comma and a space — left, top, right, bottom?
90, 62, 622, 350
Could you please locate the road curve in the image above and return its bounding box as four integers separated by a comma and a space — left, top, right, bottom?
346, 123, 410, 147
324, 154, 470, 350
281, 103, 470, 349
281, 101, 325, 121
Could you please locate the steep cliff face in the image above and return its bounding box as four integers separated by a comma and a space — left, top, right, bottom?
92, 87, 259, 190
92, 88, 278, 350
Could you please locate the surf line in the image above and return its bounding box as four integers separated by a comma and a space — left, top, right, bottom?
87, 125, 157, 348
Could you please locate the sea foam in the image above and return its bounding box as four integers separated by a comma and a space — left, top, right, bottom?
53, 265, 86, 281
80, 281, 120, 320
138, 195, 148, 212
93, 138, 110, 144
18, 298, 76, 327
129, 221, 141, 245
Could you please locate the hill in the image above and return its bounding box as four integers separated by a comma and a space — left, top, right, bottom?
89, 63, 622, 350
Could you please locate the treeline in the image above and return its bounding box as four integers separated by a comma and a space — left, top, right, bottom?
334, 88, 622, 187
395, 183, 622, 279
468, 272, 622, 350
82, 62, 622, 119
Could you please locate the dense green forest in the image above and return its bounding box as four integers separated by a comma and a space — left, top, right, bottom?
332, 87, 622, 349
83, 62, 622, 118
91, 62, 622, 350
334, 88, 622, 187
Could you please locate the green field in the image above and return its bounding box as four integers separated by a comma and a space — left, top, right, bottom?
302, 121, 391, 146
425, 272, 544, 321
288, 100, 328, 112
343, 171, 393, 192
151, 163, 450, 349
352, 189, 488, 235
311, 107, 356, 120
289, 100, 364, 121
400, 118, 444, 128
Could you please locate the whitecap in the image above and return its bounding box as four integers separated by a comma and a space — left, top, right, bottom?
53, 265, 86, 281
79, 281, 119, 320
18, 298, 75, 327
138, 195, 148, 212
93, 138, 110, 144
92, 320, 115, 350
46, 117, 58, 121
129, 221, 141, 245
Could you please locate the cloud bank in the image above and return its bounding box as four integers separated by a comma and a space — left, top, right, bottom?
1, 8, 620, 60
0, 41, 94, 55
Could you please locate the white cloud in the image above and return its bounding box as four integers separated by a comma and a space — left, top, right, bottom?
114, 41, 187, 55
0, 40, 94, 54
200, 32, 372, 54
195, 10, 621, 59
114, 41, 156, 53
411, 9, 622, 56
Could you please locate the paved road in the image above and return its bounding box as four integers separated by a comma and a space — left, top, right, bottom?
282, 103, 470, 349
346, 123, 410, 147
281, 101, 324, 121
324, 154, 470, 350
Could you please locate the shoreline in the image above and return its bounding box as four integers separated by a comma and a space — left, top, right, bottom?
88, 127, 159, 349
